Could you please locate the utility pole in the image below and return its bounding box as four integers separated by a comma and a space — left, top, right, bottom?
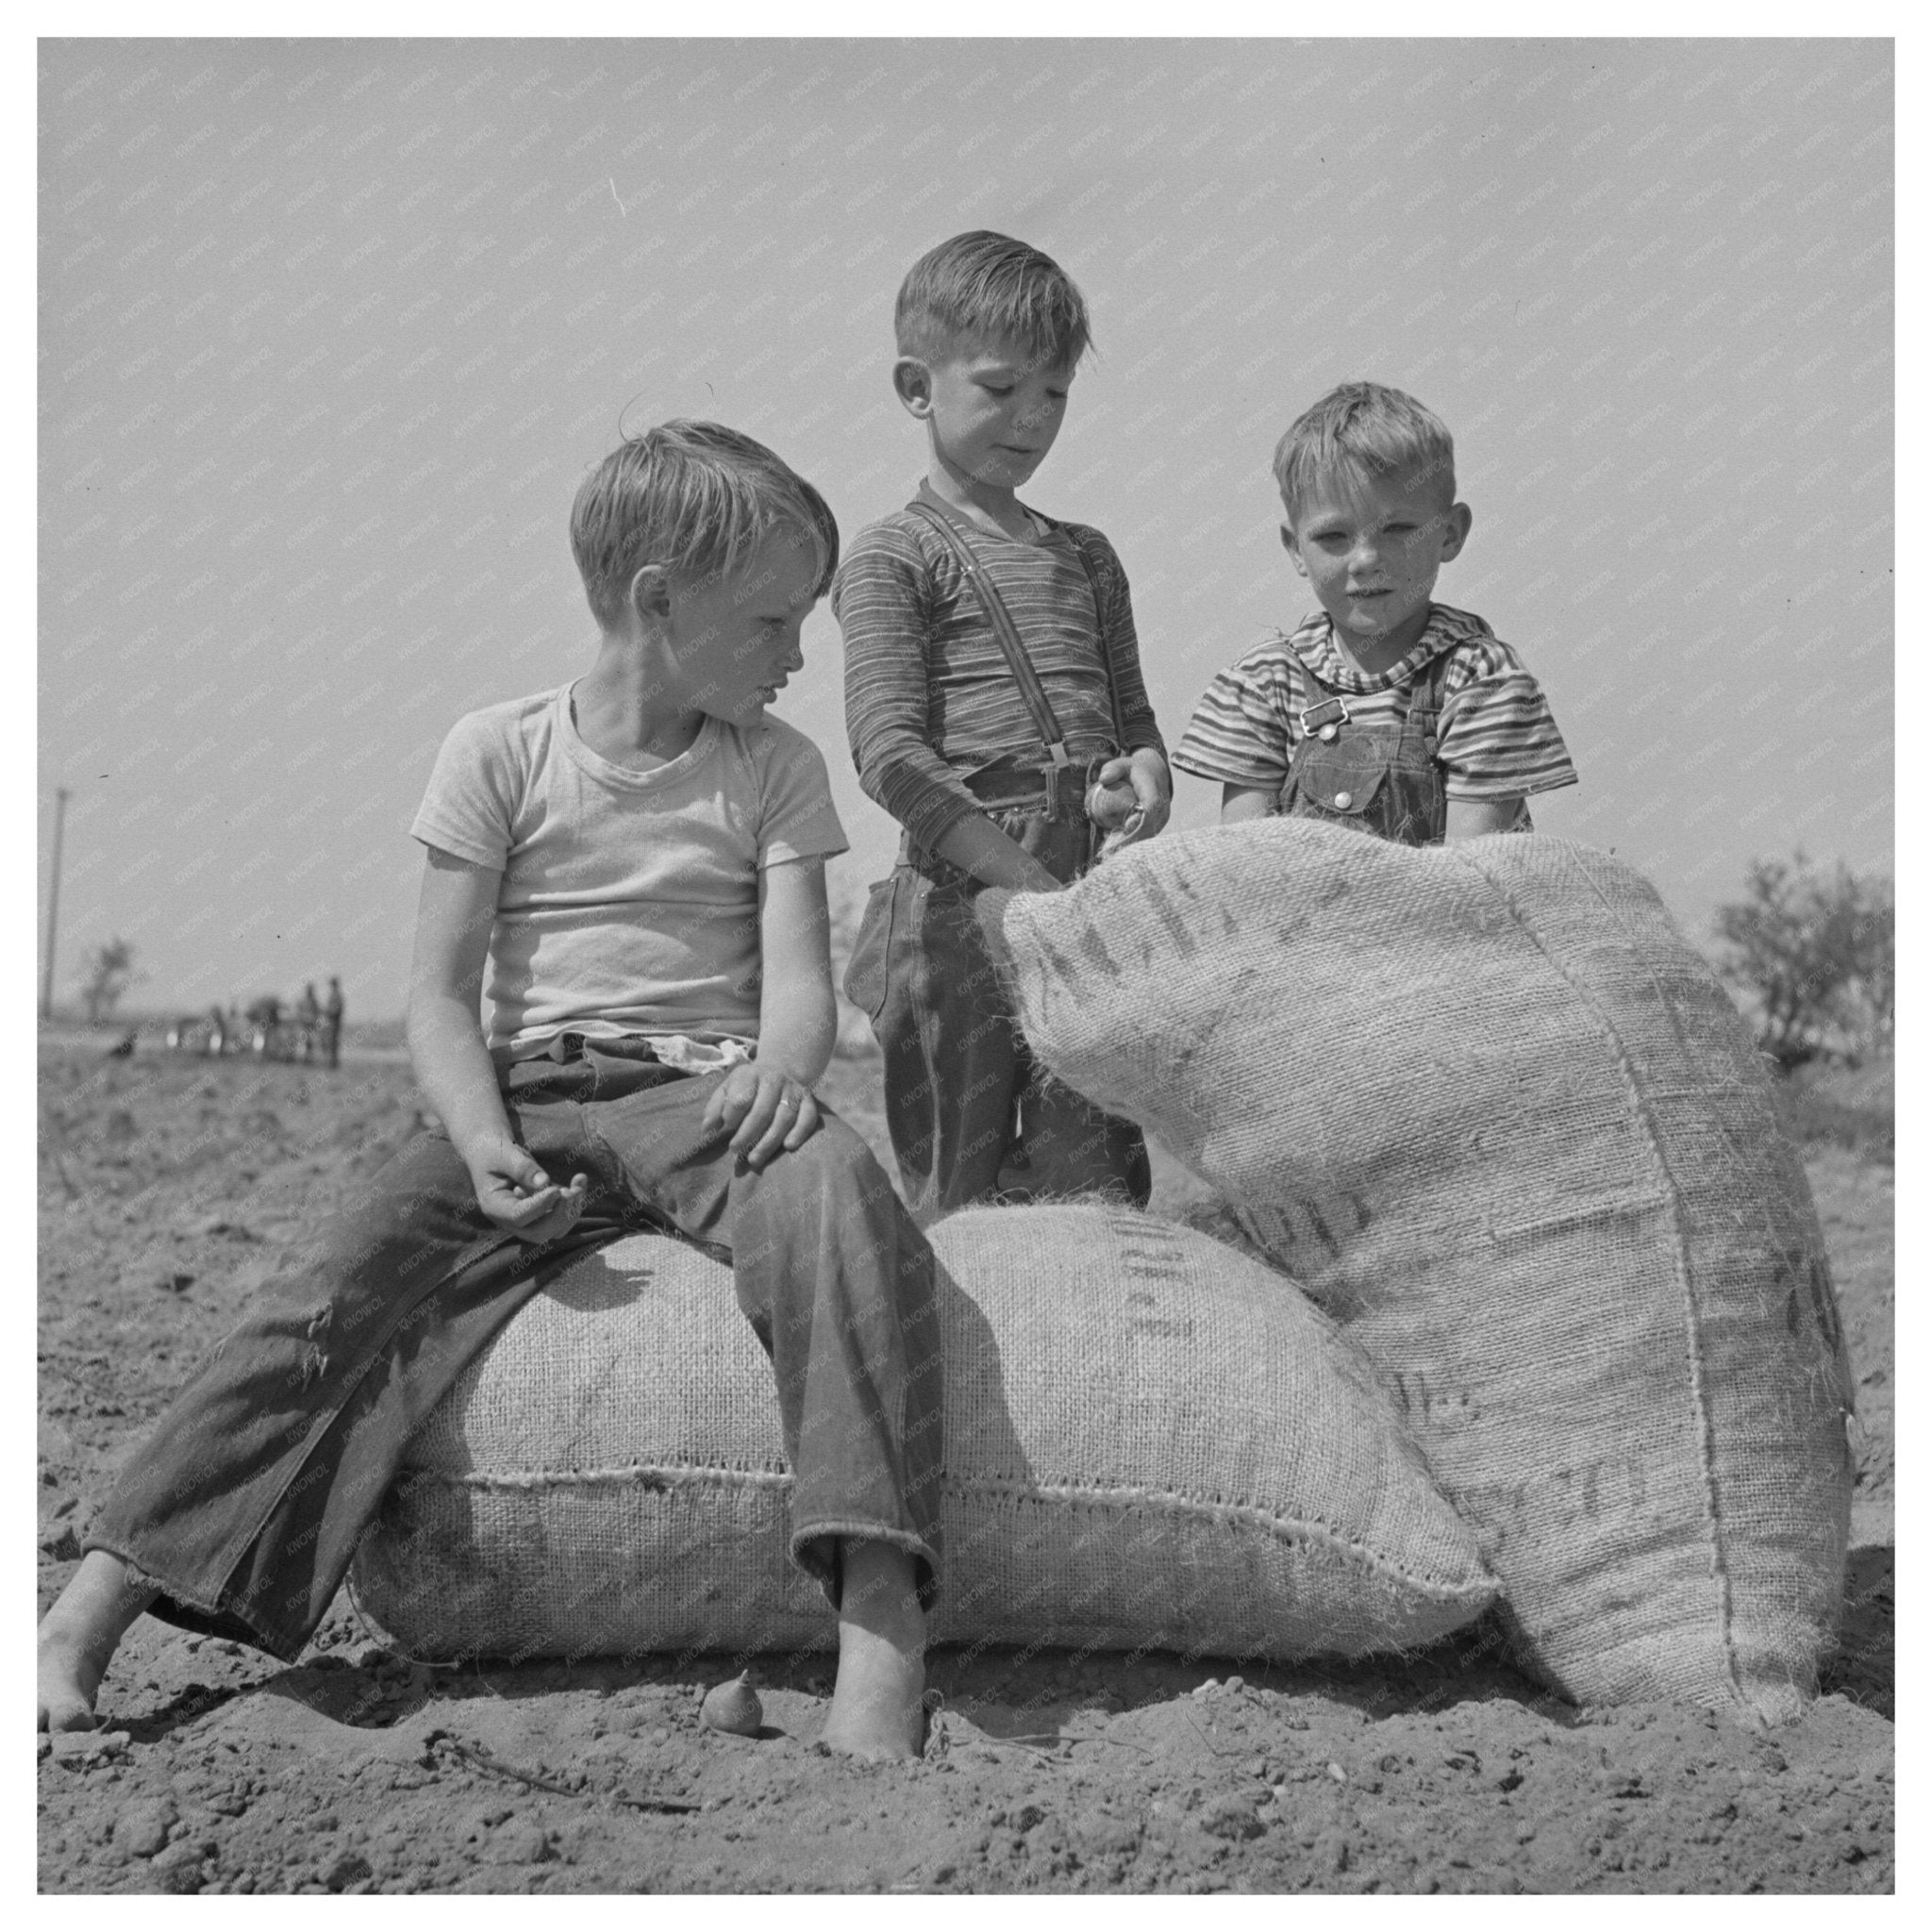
41, 785, 69, 1021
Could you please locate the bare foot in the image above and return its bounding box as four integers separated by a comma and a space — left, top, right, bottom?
37, 1551, 157, 1733
36, 1636, 100, 1736
819, 1539, 926, 1762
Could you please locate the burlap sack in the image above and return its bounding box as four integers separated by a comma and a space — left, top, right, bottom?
980, 821, 1856, 1719
352, 1205, 1494, 1664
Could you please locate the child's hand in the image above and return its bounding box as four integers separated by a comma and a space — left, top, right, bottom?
464, 1136, 591, 1244
703, 1064, 822, 1172
1094, 750, 1172, 846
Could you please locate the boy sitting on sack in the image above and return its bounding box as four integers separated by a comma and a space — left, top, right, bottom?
40, 424, 941, 1762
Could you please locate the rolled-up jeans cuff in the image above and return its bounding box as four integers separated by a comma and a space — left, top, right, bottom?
76, 1536, 310, 1663
791, 1523, 941, 1614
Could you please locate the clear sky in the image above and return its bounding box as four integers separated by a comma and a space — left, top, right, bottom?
39, 36, 1892, 1018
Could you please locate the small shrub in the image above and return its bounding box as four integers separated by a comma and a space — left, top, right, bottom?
77, 936, 139, 1026
1712, 854, 1892, 1071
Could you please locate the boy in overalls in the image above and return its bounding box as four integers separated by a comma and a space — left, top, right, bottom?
1174, 382, 1576, 842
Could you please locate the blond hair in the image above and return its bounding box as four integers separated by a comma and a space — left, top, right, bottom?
569, 421, 838, 627
1273, 382, 1457, 524
894, 230, 1091, 370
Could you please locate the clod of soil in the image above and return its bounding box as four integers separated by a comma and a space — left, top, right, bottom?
700, 1674, 763, 1738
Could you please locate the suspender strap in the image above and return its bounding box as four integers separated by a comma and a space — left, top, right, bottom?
1399, 646, 1457, 754
1293, 657, 1350, 740
1058, 526, 1130, 755
908, 498, 1070, 768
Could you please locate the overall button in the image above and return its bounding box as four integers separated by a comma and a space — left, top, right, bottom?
1333, 790, 1354, 808
1318, 724, 1340, 741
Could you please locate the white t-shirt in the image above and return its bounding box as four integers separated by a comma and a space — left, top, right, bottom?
411, 683, 848, 1058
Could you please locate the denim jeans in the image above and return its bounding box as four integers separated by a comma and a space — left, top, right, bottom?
846, 771, 1152, 1227
88, 1049, 942, 1660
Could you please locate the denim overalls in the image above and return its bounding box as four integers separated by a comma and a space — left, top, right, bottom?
843, 496, 1152, 1225
1278, 648, 1459, 847
845, 760, 1151, 1227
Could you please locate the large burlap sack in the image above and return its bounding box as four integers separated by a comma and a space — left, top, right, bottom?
979, 821, 1856, 1719
352, 1205, 1494, 1664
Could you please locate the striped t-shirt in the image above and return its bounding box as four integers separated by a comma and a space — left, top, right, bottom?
836, 490, 1165, 852
1174, 604, 1577, 806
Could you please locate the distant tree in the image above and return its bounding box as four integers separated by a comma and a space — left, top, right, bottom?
77, 936, 138, 1026
1712, 854, 1893, 1070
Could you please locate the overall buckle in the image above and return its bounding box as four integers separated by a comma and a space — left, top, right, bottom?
1299, 696, 1351, 742
1036, 745, 1073, 821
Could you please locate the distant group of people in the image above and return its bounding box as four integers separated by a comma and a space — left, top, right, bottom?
189, 975, 344, 1068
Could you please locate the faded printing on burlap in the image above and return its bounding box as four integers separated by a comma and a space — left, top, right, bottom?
352, 1206, 1494, 1665
978, 820, 1856, 1721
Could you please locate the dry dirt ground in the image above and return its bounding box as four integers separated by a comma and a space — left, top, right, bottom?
37, 1037, 1893, 1895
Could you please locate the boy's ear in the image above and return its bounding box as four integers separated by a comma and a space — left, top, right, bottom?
892, 357, 934, 420
1279, 523, 1308, 577
1438, 502, 1474, 562
629, 563, 674, 623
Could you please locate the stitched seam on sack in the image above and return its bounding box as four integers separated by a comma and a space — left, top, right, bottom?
949, 1477, 1493, 1601
1448, 842, 1742, 1702
1590, 921, 1850, 1397
1581, 876, 1804, 1277
418, 1464, 791, 1491
401, 1467, 1493, 1604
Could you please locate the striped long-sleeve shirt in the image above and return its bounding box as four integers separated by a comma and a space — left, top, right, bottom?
1174, 604, 1577, 806
835, 489, 1166, 852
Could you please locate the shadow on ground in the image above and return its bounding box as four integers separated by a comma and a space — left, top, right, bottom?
1822, 1544, 1893, 1722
